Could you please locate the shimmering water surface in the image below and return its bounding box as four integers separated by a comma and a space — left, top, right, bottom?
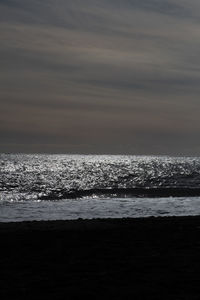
1, 154, 200, 222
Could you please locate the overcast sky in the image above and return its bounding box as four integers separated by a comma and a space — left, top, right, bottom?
1, 0, 200, 155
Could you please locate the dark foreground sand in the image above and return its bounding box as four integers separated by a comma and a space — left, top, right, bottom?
1, 216, 200, 299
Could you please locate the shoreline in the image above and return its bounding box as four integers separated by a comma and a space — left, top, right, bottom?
0, 213, 199, 225
1, 215, 200, 299
0, 214, 200, 231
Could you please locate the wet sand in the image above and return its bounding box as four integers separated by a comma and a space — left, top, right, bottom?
1, 216, 200, 299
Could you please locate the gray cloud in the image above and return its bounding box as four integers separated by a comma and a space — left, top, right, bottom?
1, 0, 200, 155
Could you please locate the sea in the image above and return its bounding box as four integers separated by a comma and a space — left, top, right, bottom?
1, 154, 200, 222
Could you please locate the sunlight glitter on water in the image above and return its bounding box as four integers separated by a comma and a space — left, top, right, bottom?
1, 154, 200, 221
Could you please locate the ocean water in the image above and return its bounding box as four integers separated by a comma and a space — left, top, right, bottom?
1, 154, 200, 222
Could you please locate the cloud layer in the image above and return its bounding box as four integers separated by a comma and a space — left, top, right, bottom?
1, 0, 200, 155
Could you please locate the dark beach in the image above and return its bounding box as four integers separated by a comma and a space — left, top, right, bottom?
1, 216, 200, 299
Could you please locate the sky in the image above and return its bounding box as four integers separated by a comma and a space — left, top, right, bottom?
1, 0, 200, 155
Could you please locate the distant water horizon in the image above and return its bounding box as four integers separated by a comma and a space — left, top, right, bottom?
1, 154, 200, 222
2, 152, 200, 158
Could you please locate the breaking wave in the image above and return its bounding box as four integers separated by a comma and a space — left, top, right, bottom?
1, 154, 200, 202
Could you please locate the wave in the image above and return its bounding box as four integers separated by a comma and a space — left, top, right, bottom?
2, 154, 200, 202
38, 187, 200, 200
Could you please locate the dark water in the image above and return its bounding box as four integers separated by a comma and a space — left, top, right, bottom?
1, 154, 200, 222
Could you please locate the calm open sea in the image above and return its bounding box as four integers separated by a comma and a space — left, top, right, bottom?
1, 154, 200, 222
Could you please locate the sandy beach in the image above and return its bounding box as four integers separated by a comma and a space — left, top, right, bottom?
1, 216, 200, 299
